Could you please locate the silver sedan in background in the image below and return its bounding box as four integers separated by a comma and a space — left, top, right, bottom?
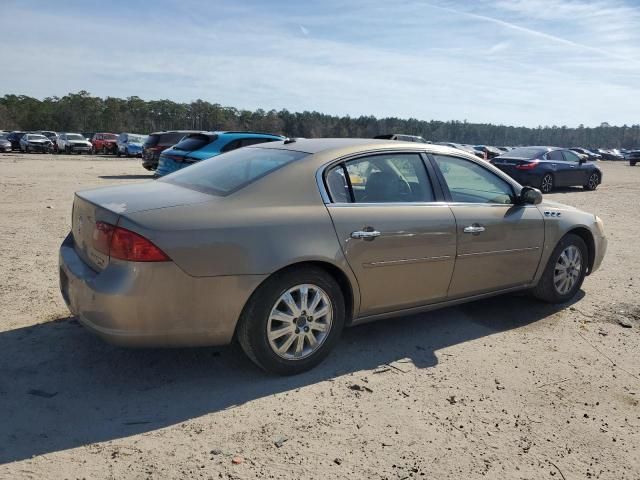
59, 139, 607, 374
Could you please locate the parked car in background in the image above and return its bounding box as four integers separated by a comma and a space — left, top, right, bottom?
627, 149, 640, 166
20, 133, 54, 153
570, 147, 601, 161
6, 131, 26, 150
491, 146, 602, 193
57, 133, 93, 154
0, 134, 12, 152
116, 133, 147, 157
594, 148, 624, 161
142, 130, 203, 171
473, 145, 502, 160
155, 131, 284, 177
373, 134, 429, 143
434, 142, 482, 158
59, 139, 607, 374
90, 133, 118, 154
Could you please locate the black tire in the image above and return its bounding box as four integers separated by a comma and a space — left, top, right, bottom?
116, 148, 121, 157
631, 161, 637, 166
532, 233, 588, 304
540, 173, 554, 193
124, 147, 129, 158
583, 172, 600, 191
64, 146, 70, 155
236, 266, 346, 375
24, 145, 29, 153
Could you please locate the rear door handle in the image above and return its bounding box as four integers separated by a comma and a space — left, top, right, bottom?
351, 230, 381, 240
463, 225, 485, 234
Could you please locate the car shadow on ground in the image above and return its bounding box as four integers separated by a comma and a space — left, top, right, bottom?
0, 292, 583, 464
98, 175, 155, 180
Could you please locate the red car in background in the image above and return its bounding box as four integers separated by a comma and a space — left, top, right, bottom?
90, 133, 118, 154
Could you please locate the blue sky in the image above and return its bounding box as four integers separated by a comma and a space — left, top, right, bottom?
1, 0, 639, 127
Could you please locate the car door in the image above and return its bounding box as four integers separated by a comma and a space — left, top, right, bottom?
561, 150, 587, 185
430, 154, 544, 298
324, 152, 457, 317
543, 149, 573, 186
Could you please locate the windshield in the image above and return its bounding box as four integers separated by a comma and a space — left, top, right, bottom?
162, 147, 307, 195
27, 134, 48, 140
103, 134, 117, 140
67, 134, 85, 141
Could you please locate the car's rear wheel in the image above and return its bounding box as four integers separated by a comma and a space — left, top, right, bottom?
236, 266, 345, 375
583, 172, 600, 191
532, 233, 587, 303
540, 173, 554, 193
631, 161, 637, 166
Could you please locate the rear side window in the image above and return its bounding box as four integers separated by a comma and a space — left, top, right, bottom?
546, 150, 564, 161
174, 134, 215, 152
163, 147, 307, 195
326, 153, 434, 203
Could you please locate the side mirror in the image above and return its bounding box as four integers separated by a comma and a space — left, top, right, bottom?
520, 186, 543, 204
579, 158, 586, 164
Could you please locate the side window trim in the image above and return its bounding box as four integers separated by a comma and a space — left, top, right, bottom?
322, 150, 441, 204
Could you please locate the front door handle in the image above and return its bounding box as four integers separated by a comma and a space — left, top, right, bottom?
463, 225, 485, 234
351, 229, 381, 240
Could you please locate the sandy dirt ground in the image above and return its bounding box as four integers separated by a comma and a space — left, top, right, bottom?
0, 153, 638, 480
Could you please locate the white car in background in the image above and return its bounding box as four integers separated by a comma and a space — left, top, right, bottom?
57, 133, 93, 154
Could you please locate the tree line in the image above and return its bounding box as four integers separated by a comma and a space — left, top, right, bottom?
1, 91, 638, 148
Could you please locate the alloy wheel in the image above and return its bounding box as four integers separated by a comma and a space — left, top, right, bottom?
267, 283, 333, 360
553, 245, 582, 295
588, 173, 599, 190
541, 174, 553, 193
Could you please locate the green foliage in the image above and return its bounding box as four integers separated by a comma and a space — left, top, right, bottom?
1, 91, 638, 148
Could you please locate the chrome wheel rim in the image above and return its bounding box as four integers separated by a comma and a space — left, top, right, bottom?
588, 173, 598, 189
267, 284, 333, 360
553, 245, 582, 295
541, 175, 553, 193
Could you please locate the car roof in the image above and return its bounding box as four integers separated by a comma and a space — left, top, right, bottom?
250, 137, 479, 160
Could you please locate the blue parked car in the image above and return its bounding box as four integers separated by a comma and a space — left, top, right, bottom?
154, 131, 284, 177
116, 133, 148, 157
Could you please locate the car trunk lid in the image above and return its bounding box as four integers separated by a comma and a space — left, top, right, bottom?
72, 181, 213, 271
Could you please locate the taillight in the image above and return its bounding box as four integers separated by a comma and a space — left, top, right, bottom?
93, 221, 169, 262
516, 160, 540, 170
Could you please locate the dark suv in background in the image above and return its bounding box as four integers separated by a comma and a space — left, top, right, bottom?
142, 130, 202, 171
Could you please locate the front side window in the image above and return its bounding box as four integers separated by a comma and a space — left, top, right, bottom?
163, 147, 307, 196
433, 155, 514, 204
562, 150, 581, 162
326, 153, 434, 203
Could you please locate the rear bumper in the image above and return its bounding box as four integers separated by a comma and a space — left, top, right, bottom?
59, 233, 266, 347
155, 157, 188, 177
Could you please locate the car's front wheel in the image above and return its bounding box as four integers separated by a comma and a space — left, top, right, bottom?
237, 266, 345, 375
532, 233, 587, 303
584, 172, 600, 191
540, 173, 554, 193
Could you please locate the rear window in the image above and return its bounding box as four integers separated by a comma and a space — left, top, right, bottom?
144, 134, 161, 147
159, 132, 189, 146
173, 134, 215, 152
500, 147, 546, 159
162, 147, 307, 196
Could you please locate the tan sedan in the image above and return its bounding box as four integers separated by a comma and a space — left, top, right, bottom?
59, 139, 607, 374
